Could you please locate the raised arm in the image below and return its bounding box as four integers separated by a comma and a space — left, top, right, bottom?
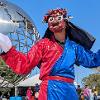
75, 44, 100, 68
0, 33, 44, 75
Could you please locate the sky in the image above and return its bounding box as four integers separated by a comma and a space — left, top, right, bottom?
7, 0, 100, 86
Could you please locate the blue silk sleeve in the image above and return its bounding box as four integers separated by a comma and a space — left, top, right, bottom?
75, 44, 100, 68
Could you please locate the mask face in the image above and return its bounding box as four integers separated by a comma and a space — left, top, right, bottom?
48, 15, 66, 33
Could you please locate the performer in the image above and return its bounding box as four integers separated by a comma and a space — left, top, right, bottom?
0, 8, 100, 100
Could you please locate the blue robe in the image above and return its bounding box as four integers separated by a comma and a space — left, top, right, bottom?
47, 38, 100, 100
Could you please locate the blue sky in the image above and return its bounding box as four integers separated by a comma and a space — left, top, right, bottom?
8, 0, 100, 86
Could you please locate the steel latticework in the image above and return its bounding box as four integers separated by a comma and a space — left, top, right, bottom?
0, 0, 40, 87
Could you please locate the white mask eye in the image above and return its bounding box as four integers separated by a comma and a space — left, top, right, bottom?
57, 15, 63, 21
48, 17, 54, 22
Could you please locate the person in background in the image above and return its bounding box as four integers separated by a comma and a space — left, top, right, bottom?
93, 89, 98, 100
77, 85, 82, 99
83, 85, 90, 100
34, 84, 39, 100
89, 89, 94, 100
26, 87, 33, 100
0, 8, 100, 100
80, 92, 85, 100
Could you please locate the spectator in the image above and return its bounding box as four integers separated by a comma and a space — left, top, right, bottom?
89, 89, 94, 100
26, 87, 33, 100
94, 89, 98, 100
83, 85, 90, 100
76, 85, 82, 99
34, 92, 39, 100
80, 92, 84, 100
34, 84, 39, 100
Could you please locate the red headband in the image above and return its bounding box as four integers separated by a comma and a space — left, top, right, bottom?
43, 8, 67, 23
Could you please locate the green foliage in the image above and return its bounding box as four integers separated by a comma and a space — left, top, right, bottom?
82, 73, 100, 92
0, 58, 24, 85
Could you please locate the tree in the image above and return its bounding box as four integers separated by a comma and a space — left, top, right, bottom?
0, 58, 25, 86
82, 73, 100, 93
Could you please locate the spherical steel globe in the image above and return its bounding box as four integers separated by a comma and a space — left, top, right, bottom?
0, 0, 40, 53
0, 0, 40, 87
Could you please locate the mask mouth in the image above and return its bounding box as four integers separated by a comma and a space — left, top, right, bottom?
52, 22, 59, 27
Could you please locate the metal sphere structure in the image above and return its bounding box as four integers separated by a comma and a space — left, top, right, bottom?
0, 0, 40, 87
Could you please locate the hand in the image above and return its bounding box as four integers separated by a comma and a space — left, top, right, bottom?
0, 33, 12, 53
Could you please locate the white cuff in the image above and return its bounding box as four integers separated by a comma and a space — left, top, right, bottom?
0, 33, 12, 53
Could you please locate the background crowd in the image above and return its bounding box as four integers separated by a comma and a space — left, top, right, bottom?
76, 85, 100, 100
0, 83, 100, 100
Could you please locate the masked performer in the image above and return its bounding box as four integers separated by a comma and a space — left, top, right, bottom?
0, 8, 100, 100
